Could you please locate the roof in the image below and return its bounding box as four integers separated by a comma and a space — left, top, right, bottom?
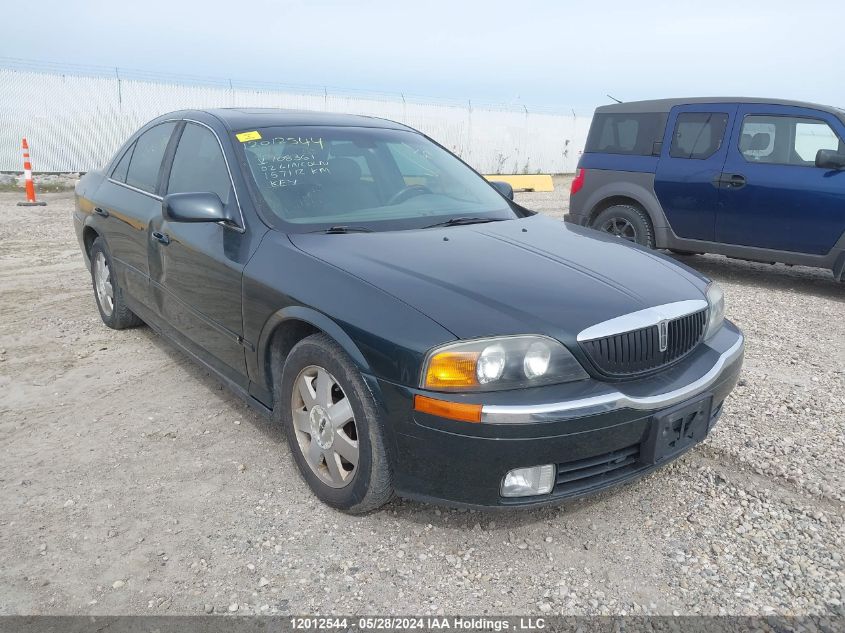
190, 108, 414, 131
595, 97, 845, 122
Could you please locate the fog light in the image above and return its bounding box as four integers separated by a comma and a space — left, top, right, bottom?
501, 464, 555, 497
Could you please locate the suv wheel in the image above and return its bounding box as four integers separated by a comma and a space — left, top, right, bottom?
592, 204, 655, 248
275, 333, 394, 514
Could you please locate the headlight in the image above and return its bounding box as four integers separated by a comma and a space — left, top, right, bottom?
704, 282, 725, 340
421, 335, 588, 391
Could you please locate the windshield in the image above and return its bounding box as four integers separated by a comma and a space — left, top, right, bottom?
236, 126, 516, 231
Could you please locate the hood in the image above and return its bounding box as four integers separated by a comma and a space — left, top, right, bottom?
288, 215, 707, 344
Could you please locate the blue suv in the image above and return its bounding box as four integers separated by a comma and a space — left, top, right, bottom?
567, 98, 845, 282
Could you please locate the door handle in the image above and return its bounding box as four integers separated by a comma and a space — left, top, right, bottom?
93, 207, 109, 218
711, 173, 747, 189
152, 231, 171, 245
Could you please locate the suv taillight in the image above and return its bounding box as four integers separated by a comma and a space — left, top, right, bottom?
570, 168, 586, 196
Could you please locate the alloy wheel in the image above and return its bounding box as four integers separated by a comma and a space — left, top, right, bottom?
601, 217, 638, 242
94, 251, 114, 316
291, 365, 359, 488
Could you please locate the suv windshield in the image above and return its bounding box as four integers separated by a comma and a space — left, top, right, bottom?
237, 126, 516, 232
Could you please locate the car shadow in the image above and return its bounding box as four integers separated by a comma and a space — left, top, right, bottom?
138, 327, 692, 525
667, 252, 844, 302
141, 328, 287, 447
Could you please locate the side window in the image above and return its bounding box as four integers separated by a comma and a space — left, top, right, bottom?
669, 112, 729, 159
167, 123, 231, 203
795, 120, 841, 162
126, 122, 177, 194
585, 113, 666, 156
739, 118, 775, 160
111, 143, 135, 183
740, 115, 844, 166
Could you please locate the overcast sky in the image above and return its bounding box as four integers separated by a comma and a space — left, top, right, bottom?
3, 0, 843, 113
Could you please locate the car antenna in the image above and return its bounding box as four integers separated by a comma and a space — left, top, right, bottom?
606, 94, 624, 104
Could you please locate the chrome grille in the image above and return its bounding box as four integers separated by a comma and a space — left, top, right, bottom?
580, 309, 707, 378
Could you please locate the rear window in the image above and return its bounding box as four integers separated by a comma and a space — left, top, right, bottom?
585, 112, 667, 156
126, 122, 177, 194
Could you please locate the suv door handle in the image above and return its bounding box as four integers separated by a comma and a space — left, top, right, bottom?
93, 207, 109, 218
152, 231, 171, 245
712, 173, 747, 189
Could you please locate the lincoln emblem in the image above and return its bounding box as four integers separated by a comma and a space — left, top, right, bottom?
658, 319, 669, 352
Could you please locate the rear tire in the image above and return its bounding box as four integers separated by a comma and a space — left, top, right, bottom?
592, 204, 655, 248
274, 333, 393, 514
90, 237, 143, 330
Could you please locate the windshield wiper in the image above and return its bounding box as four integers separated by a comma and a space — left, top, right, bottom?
423, 216, 506, 229
316, 225, 374, 234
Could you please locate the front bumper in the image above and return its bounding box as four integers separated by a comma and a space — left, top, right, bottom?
372, 321, 744, 508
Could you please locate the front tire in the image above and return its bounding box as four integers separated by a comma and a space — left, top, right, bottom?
592, 204, 655, 248
90, 237, 143, 329
274, 333, 393, 513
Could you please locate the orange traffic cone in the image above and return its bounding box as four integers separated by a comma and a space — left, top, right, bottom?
17, 138, 47, 207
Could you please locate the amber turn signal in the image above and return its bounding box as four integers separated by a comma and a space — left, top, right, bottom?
413, 395, 482, 423
423, 351, 479, 389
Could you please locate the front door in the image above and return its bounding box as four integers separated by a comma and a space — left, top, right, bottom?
716, 104, 845, 254
654, 104, 737, 241
149, 121, 250, 384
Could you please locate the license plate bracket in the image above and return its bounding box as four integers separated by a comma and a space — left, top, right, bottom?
641, 394, 713, 465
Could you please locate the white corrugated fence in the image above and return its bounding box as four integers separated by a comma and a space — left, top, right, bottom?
0, 64, 591, 174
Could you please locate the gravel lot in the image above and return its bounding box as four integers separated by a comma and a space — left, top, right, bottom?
0, 181, 843, 617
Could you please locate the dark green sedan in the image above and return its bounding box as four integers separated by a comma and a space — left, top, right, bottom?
73, 109, 744, 512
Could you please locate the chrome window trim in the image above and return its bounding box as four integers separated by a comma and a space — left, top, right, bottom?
576, 299, 708, 343
180, 118, 247, 234
105, 119, 247, 234
481, 333, 744, 424
107, 178, 163, 200
107, 120, 177, 199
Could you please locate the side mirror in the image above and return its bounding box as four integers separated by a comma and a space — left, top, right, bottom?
815, 149, 845, 170
490, 180, 514, 200
162, 192, 233, 224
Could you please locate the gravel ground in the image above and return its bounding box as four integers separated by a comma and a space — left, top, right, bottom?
0, 184, 843, 618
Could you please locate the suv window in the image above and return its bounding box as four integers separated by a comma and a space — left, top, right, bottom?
125, 122, 177, 194
740, 115, 844, 166
585, 113, 666, 156
167, 123, 231, 203
669, 112, 729, 159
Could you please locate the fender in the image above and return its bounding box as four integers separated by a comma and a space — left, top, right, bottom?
577, 171, 672, 248
74, 171, 109, 269
583, 177, 662, 221
254, 305, 372, 396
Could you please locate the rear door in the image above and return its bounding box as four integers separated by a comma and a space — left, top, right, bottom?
149, 120, 250, 384
654, 104, 737, 241
92, 121, 178, 309
715, 104, 845, 254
